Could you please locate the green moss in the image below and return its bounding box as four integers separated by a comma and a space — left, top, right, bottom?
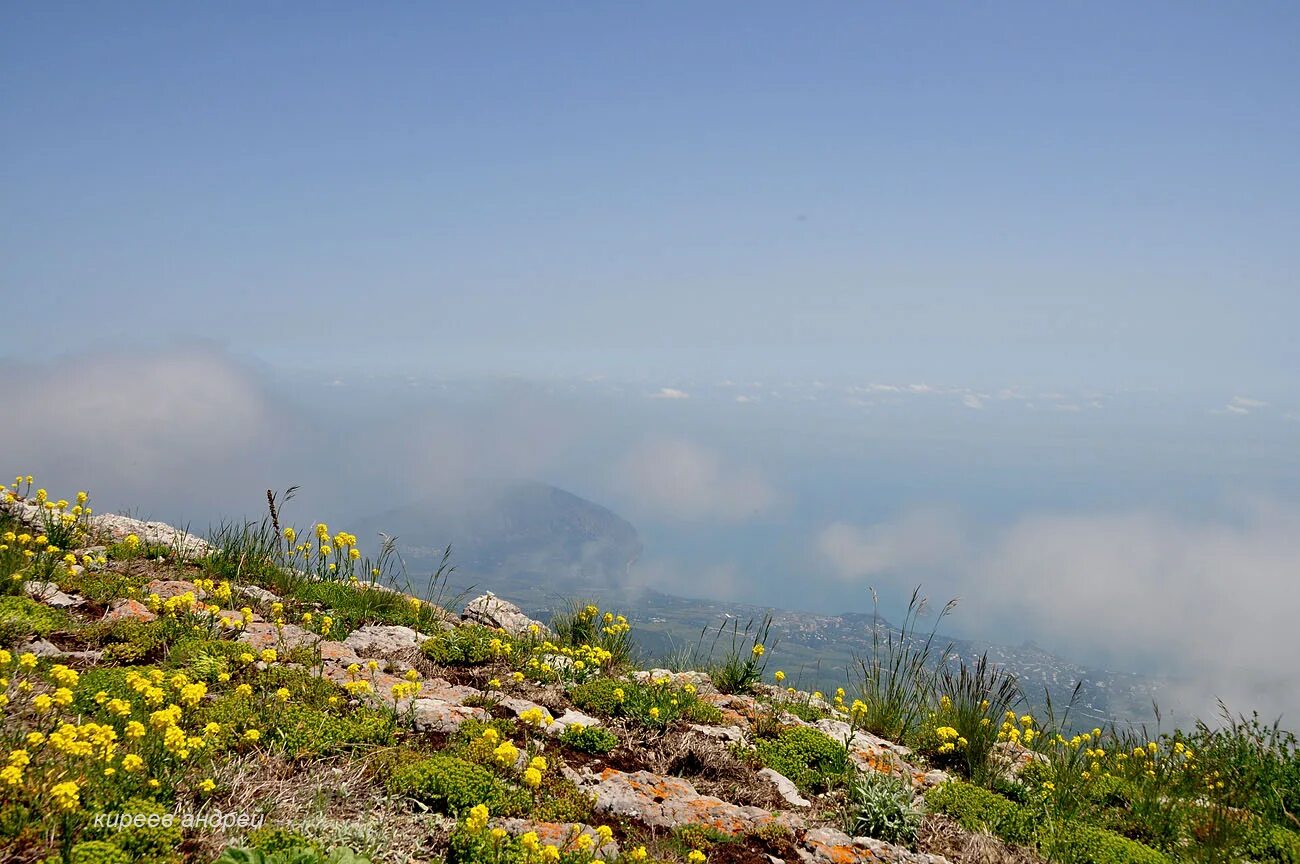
385, 753, 530, 816
559, 724, 619, 754
925, 780, 1039, 846
420, 625, 500, 666
1044, 825, 1172, 864
0, 595, 68, 645
753, 726, 850, 794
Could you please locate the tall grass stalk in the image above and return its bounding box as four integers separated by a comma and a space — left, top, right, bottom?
852, 586, 956, 742
938, 652, 1022, 786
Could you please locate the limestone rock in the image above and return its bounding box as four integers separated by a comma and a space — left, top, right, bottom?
239, 621, 320, 652
545, 708, 602, 737
812, 719, 947, 787
235, 584, 280, 604
758, 768, 812, 808
688, 723, 747, 745
26, 581, 84, 608
630, 669, 717, 695
343, 624, 431, 655
25, 638, 64, 657
411, 699, 489, 733
462, 592, 547, 638
588, 769, 803, 835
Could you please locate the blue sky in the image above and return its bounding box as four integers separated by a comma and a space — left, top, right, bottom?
4, 3, 1298, 392
4, 5, 1300, 720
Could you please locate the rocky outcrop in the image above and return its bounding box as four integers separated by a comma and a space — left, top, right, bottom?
587, 769, 804, 835
343, 624, 432, 655
758, 768, 812, 808
462, 592, 548, 638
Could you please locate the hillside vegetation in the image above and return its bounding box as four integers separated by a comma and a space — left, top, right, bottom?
1, 477, 1297, 864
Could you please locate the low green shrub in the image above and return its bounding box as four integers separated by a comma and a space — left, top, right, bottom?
73, 667, 151, 716
842, 769, 922, 846
674, 823, 739, 851
82, 618, 166, 664
421, 625, 500, 666
275, 705, 395, 758
568, 676, 721, 728
925, 780, 1038, 846
259, 666, 345, 709
0, 595, 68, 644
550, 599, 635, 669
781, 698, 831, 723
1245, 824, 1300, 864
1044, 825, 1172, 864
83, 797, 181, 864
559, 724, 619, 755
753, 727, 850, 794
68, 840, 131, 864
246, 827, 318, 856
385, 753, 530, 816
532, 776, 596, 824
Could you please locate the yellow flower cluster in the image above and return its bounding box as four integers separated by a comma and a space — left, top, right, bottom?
934, 725, 968, 754
997, 711, 1039, 746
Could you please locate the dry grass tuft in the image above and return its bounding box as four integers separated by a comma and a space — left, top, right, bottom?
918, 815, 1046, 864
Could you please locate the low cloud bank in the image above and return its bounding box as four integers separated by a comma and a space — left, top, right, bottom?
816, 500, 1300, 724
613, 437, 775, 522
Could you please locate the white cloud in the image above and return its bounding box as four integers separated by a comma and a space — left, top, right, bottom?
814, 500, 1300, 723
815, 510, 969, 582
0, 346, 283, 519
613, 437, 774, 522
961, 394, 985, 410
1218, 395, 1270, 415
649, 387, 690, 400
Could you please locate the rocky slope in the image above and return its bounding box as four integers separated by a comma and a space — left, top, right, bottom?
0, 489, 1128, 864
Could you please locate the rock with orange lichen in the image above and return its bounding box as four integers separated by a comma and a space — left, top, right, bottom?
495, 820, 619, 860
811, 719, 949, 790
103, 597, 157, 623
799, 827, 952, 864
588, 768, 804, 835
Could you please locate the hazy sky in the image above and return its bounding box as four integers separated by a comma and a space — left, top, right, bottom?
4, 5, 1299, 722
4, 3, 1299, 393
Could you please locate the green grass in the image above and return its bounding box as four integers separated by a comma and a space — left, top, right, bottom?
851, 586, 956, 742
